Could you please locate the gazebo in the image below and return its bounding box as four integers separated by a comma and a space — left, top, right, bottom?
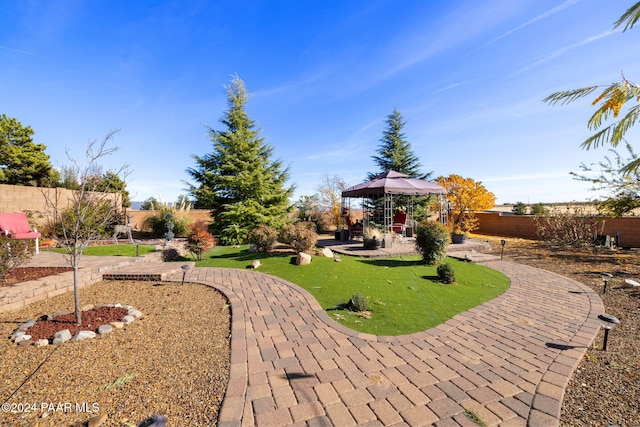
341, 171, 447, 237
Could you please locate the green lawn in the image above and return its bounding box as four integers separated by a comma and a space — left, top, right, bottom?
50, 244, 157, 257
191, 245, 510, 336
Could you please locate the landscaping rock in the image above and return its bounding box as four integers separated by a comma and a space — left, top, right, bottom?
320, 247, 333, 258
12, 331, 26, 341
334, 256, 342, 262
122, 314, 135, 324
250, 260, 261, 269
14, 334, 31, 343
98, 324, 114, 335
17, 339, 32, 346
18, 319, 36, 331
73, 330, 97, 340
82, 303, 95, 311
296, 252, 312, 265
110, 321, 125, 329
34, 339, 49, 347
128, 308, 143, 319
53, 329, 72, 344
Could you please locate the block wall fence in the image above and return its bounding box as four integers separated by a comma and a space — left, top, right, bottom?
476, 212, 640, 248
0, 184, 212, 231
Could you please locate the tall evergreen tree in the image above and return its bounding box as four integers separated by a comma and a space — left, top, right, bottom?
0, 114, 60, 186
369, 108, 431, 180
186, 75, 294, 244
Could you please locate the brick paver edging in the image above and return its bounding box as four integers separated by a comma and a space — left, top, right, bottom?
172, 260, 604, 427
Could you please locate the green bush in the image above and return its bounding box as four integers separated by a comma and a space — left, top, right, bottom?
279, 222, 318, 253
415, 220, 449, 264
348, 293, 369, 312
143, 206, 190, 238
437, 263, 456, 284
247, 225, 278, 252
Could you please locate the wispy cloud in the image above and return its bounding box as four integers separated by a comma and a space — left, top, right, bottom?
0, 46, 35, 55
516, 29, 618, 74
482, 171, 571, 182
484, 0, 580, 47
432, 80, 471, 94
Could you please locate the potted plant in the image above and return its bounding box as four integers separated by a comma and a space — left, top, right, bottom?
363, 224, 383, 249
450, 224, 468, 244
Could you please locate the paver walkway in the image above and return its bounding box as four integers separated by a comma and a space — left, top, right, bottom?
167, 259, 604, 427
12, 245, 605, 426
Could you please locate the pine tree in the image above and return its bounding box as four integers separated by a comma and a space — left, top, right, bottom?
0, 114, 60, 186
369, 108, 431, 179
186, 75, 294, 244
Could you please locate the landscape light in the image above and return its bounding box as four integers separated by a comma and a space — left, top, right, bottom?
181, 264, 191, 285
500, 239, 506, 260
601, 273, 613, 294
598, 313, 620, 351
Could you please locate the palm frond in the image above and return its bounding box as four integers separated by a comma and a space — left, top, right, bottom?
543, 86, 600, 106
613, 1, 640, 32
621, 156, 640, 175
582, 105, 640, 150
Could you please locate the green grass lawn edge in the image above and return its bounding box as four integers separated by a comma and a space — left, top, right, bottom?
189, 245, 510, 336
49, 244, 157, 257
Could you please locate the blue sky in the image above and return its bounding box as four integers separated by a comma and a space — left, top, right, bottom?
2, 0, 639, 206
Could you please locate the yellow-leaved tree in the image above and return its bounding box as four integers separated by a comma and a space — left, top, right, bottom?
436, 174, 496, 234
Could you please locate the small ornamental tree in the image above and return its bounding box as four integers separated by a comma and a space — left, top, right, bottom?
42, 130, 128, 324
436, 174, 496, 234
415, 220, 449, 264
186, 220, 216, 261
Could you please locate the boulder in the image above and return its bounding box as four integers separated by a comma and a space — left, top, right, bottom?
250, 260, 261, 269
319, 248, 333, 258
296, 252, 312, 265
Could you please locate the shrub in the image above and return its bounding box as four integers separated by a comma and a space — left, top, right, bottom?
415, 220, 449, 264
533, 205, 605, 246
186, 220, 216, 261
348, 293, 369, 312
0, 235, 31, 276
143, 205, 190, 238
437, 263, 456, 284
279, 222, 318, 253
512, 202, 528, 215
247, 225, 278, 253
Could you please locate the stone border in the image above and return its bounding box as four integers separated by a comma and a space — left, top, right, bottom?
10, 304, 143, 347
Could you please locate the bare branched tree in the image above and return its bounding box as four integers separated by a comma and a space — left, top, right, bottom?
42, 130, 129, 324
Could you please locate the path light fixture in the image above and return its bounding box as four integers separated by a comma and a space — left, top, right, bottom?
598, 313, 620, 351
602, 273, 613, 294
134, 239, 141, 257
181, 264, 191, 285
500, 239, 506, 260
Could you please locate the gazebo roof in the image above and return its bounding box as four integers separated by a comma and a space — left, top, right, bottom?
342, 171, 446, 197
